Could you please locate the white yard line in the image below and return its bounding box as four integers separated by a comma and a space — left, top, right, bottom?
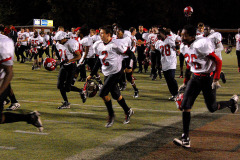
0, 146, 16, 150
14, 130, 49, 135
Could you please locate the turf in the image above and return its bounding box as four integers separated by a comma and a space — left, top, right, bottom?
0, 48, 239, 160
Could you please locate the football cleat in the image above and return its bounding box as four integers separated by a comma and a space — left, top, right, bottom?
3, 98, 10, 105
229, 95, 239, 114
105, 115, 115, 128
152, 74, 157, 81
133, 90, 139, 98
80, 91, 87, 103
6, 103, 21, 111
28, 111, 43, 132
169, 95, 177, 101
57, 101, 71, 109
173, 134, 190, 148
123, 109, 134, 124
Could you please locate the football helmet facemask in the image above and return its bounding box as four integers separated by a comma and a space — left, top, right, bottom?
184, 6, 193, 17
83, 80, 99, 98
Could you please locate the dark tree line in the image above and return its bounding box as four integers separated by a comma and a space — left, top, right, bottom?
0, 0, 239, 32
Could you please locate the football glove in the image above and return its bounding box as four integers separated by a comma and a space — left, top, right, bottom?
212, 80, 221, 90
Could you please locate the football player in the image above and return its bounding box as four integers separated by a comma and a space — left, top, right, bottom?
155, 28, 178, 101
76, 26, 103, 86
173, 25, 238, 148
235, 31, 240, 72
196, 22, 204, 38
116, 27, 139, 98
39, 31, 50, 67
204, 25, 226, 83
54, 31, 86, 109
146, 26, 162, 80
0, 25, 43, 131
87, 25, 134, 127
17, 28, 29, 63
28, 31, 42, 70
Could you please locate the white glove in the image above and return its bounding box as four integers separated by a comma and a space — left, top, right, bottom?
178, 83, 186, 92
212, 80, 221, 90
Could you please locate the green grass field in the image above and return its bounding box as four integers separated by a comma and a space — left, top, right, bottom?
0, 48, 239, 160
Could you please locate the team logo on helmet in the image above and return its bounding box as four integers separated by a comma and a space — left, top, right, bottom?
43, 58, 57, 71
184, 6, 193, 17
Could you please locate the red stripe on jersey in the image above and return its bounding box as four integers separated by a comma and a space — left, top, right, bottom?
0, 57, 12, 64
207, 52, 222, 80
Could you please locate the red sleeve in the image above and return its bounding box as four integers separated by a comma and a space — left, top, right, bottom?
207, 52, 222, 80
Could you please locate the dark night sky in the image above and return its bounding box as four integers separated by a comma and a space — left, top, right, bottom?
0, 0, 239, 31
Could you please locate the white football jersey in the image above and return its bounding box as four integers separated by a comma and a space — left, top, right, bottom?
146, 33, 158, 45
196, 30, 204, 38
28, 36, 42, 49
181, 37, 216, 73
56, 39, 79, 62
93, 39, 127, 76
130, 35, 137, 53
18, 32, 29, 46
207, 32, 223, 59
236, 34, 240, 51
155, 35, 177, 71
40, 35, 49, 47
68, 32, 78, 39
78, 36, 94, 58
0, 34, 14, 80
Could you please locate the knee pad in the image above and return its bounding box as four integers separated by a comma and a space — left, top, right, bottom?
126, 72, 132, 82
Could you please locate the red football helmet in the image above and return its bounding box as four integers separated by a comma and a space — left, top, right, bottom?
175, 93, 184, 111
184, 6, 193, 17
43, 58, 57, 71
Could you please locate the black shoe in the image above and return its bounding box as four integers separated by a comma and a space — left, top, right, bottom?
80, 91, 87, 103
152, 74, 157, 81
3, 98, 10, 105
173, 134, 190, 148
124, 109, 134, 124
229, 95, 239, 113
169, 95, 177, 101
137, 70, 142, 73
32, 66, 35, 70
220, 72, 226, 83
105, 115, 115, 128
57, 101, 71, 109
133, 90, 139, 98
28, 111, 43, 132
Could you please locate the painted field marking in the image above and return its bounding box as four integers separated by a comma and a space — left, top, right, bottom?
14, 130, 49, 135
0, 146, 16, 150
44, 120, 74, 124
68, 112, 95, 115
18, 99, 240, 116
